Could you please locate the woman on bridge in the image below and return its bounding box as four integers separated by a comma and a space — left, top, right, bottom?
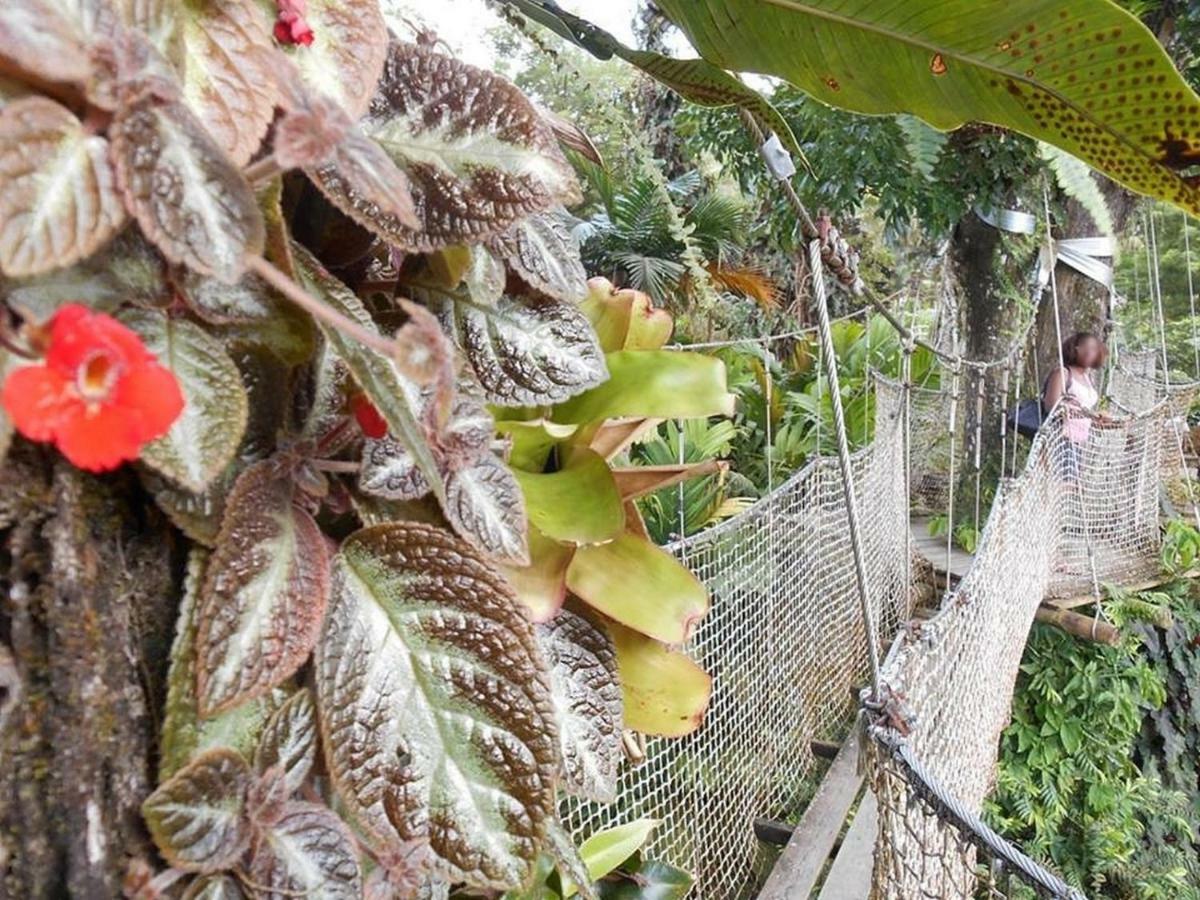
1042, 332, 1108, 477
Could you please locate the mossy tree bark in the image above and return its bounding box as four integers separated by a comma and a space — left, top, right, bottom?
0, 444, 181, 898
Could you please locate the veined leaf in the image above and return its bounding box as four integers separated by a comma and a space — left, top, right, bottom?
181, 270, 277, 324
501, 524, 576, 623
360, 434, 431, 501
567, 533, 707, 644
142, 748, 253, 873
580, 279, 674, 352
655, 0, 1200, 215
308, 127, 420, 232
159, 550, 280, 780
553, 351, 734, 424
123, 311, 248, 493
132, 0, 278, 165
434, 290, 608, 407
546, 819, 599, 900
604, 617, 711, 737
537, 611, 623, 803
0, 97, 125, 277
443, 452, 530, 565
257, 0, 387, 118
254, 689, 317, 793
515, 449, 625, 545
110, 88, 264, 283
0, 1, 113, 98
316, 523, 557, 889
350, 41, 581, 251
293, 243, 445, 504
247, 803, 363, 899
181, 875, 245, 900
492, 210, 588, 303
195, 460, 331, 715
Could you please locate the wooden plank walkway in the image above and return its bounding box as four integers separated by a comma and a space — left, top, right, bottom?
758, 739, 864, 899
911, 514, 1184, 610
815, 791, 877, 900
910, 515, 974, 583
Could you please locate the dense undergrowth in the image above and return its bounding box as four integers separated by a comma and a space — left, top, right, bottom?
989, 536, 1200, 899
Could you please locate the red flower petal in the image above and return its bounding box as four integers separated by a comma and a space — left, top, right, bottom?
113, 363, 185, 443
2, 364, 79, 442
46, 304, 150, 375
351, 394, 388, 439
54, 402, 146, 472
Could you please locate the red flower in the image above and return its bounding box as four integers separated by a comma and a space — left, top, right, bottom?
351, 393, 388, 439
1, 305, 184, 472
274, 0, 314, 45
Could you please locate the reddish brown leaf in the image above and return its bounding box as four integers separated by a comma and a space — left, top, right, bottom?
195, 460, 331, 715
110, 86, 264, 283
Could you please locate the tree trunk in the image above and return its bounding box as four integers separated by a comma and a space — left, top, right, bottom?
1032, 188, 1140, 381
0, 444, 180, 898
948, 209, 1036, 520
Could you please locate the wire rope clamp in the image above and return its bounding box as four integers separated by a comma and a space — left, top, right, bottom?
760, 131, 796, 181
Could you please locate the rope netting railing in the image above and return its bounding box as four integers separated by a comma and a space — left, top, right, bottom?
560, 377, 914, 897
867, 397, 1172, 900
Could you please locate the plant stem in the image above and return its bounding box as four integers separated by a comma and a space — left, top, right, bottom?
244, 154, 286, 185
311, 459, 361, 474
248, 256, 399, 358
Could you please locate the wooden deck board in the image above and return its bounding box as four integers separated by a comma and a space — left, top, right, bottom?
759, 739, 864, 900
815, 790, 878, 900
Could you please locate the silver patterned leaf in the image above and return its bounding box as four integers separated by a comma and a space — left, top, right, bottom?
123, 310, 249, 493
315, 523, 557, 889
142, 748, 253, 873
359, 434, 431, 502
437, 292, 608, 407
443, 453, 529, 566
181, 270, 277, 324
159, 550, 283, 781
0, 1, 114, 98
130, 0, 278, 165
492, 210, 588, 303
246, 802, 362, 900
260, 0, 387, 119
537, 611, 623, 803
254, 689, 317, 793
0, 97, 126, 277
308, 127, 421, 234
462, 244, 506, 307
110, 87, 264, 283
343, 41, 580, 252
195, 460, 331, 715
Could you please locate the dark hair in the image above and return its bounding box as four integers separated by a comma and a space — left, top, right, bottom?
1061, 332, 1107, 368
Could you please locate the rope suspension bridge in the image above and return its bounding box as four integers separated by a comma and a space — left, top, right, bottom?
561, 218, 1200, 896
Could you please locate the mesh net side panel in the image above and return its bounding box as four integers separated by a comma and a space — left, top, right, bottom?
870, 401, 1169, 900
560, 380, 914, 898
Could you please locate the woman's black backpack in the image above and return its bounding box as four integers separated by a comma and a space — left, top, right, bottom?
1006, 369, 1072, 439
1006, 398, 1046, 438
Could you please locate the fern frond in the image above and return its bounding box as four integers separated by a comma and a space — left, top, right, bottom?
1040, 143, 1115, 236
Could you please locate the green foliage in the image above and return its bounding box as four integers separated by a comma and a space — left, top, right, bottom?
1162, 520, 1200, 575
1132, 580, 1200, 891
634, 418, 750, 544
656, 0, 1200, 217
989, 607, 1199, 897
713, 314, 940, 492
